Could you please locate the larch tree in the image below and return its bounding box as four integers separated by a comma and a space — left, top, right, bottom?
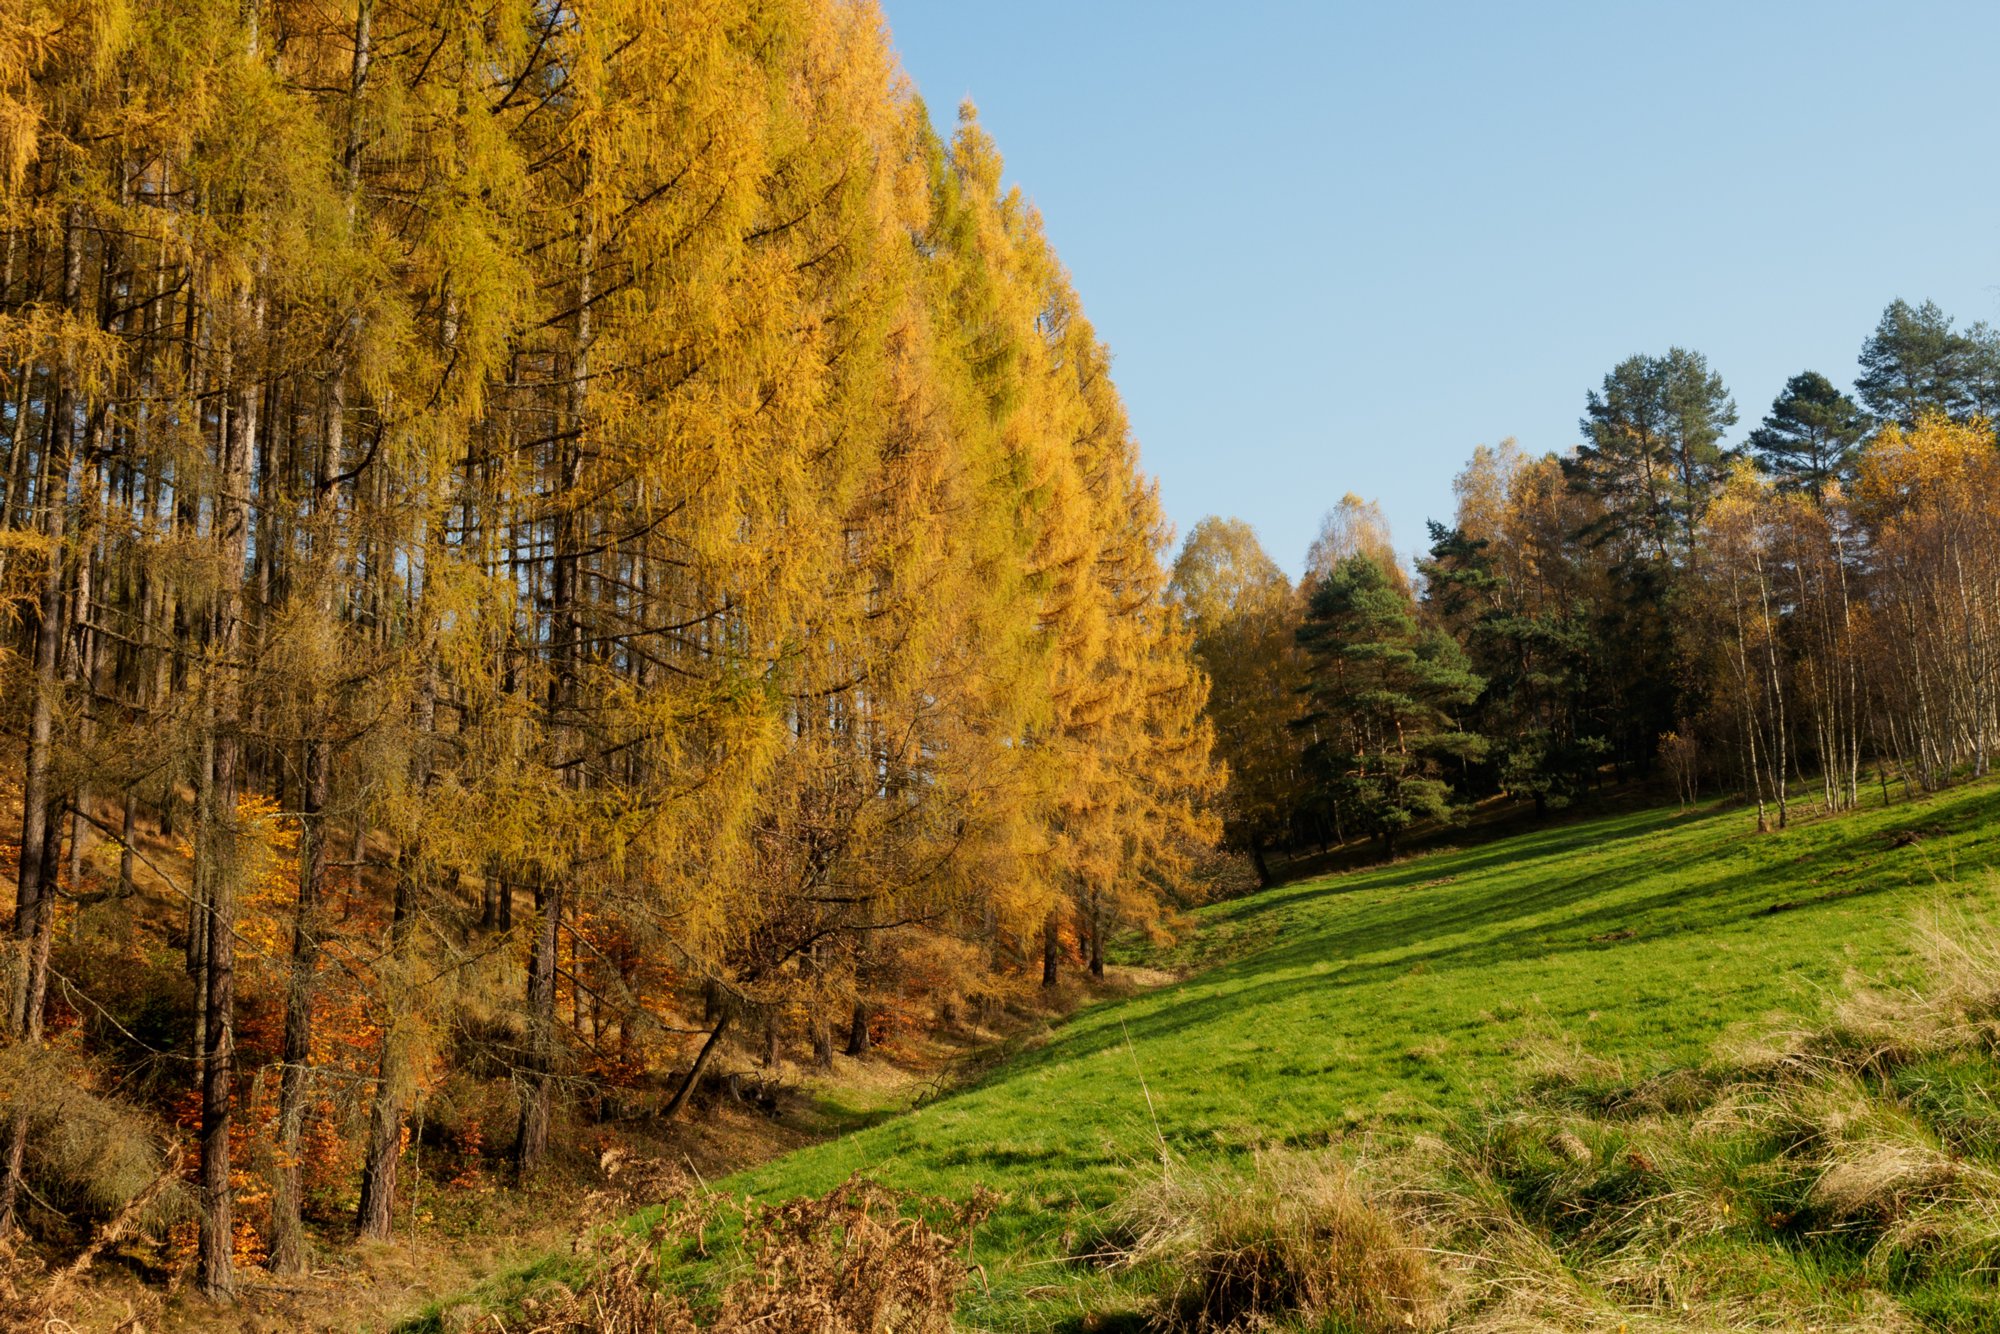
1171, 518, 1302, 885
0, 0, 1221, 1292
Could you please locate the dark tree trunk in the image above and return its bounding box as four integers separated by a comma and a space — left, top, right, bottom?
117, 789, 137, 894
1249, 837, 1272, 888
0, 817, 59, 1236
267, 738, 328, 1272
662, 1013, 732, 1122
183, 263, 263, 1295
195, 735, 241, 1301
811, 1016, 834, 1070
1041, 910, 1061, 988
354, 1061, 403, 1240
355, 931, 413, 1246
844, 1001, 871, 1058
359, 518, 437, 1235
9, 447, 68, 1038
512, 877, 561, 1178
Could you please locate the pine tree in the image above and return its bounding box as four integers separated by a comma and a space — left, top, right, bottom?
1567, 348, 1736, 565
1419, 522, 1602, 815
1855, 298, 1977, 428
1296, 553, 1484, 856
1747, 371, 1866, 501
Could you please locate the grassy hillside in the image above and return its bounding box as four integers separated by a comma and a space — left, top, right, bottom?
424, 783, 2000, 1331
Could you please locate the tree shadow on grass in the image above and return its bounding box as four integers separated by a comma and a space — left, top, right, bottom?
757, 785, 2000, 1230
956, 785, 2000, 1095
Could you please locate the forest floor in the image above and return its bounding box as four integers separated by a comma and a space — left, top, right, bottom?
407, 777, 2000, 1331
0, 767, 1164, 1334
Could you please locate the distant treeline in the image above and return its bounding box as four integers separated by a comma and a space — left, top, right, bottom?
1178, 298, 2000, 872
0, 0, 1217, 1297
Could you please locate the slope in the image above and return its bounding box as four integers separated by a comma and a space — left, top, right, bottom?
416, 781, 2000, 1331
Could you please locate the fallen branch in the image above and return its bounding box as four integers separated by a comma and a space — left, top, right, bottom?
40, 1143, 184, 1307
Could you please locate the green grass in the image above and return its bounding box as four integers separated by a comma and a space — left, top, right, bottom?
724, 784, 2000, 1329
412, 780, 2000, 1331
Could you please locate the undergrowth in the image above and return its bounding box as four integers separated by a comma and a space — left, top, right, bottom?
407, 1155, 994, 1334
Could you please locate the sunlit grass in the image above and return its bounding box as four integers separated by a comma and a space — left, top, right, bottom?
726, 783, 2000, 1329
416, 782, 2000, 1331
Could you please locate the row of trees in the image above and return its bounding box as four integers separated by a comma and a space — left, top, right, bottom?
0, 0, 1216, 1299
1178, 297, 2000, 870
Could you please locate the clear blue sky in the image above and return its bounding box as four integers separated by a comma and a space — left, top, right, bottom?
878, 1, 2000, 577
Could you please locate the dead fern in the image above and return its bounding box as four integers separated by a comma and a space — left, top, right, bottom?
500, 1174, 993, 1334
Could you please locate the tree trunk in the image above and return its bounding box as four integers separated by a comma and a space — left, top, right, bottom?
195, 723, 241, 1301
266, 737, 328, 1272
844, 1001, 871, 1058
65, 802, 84, 887
117, 790, 137, 895
810, 1016, 833, 1070
0, 807, 59, 1236
196, 277, 262, 1302
354, 1042, 405, 1240
358, 856, 423, 1238
1086, 897, 1107, 979
512, 877, 561, 1178
1041, 910, 1061, 988
8, 448, 69, 1039
662, 1013, 732, 1122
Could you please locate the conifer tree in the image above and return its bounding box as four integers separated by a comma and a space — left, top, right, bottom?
1296, 553, 1484, 856
1856, 298, 1978, 428
1567, 348, 1737, 565
1747, 371, 1866, 501
1172, 518, 1302, 884
0, 0, 1221, 1285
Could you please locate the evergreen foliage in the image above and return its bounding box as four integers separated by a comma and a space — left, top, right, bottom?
1747, 370, 1867, 499
1294, 553, 1484, 854
1566, 347, 1737, 563
1854, 297, 2000, 429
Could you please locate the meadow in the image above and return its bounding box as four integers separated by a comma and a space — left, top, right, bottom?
416, 779, 2000, 1331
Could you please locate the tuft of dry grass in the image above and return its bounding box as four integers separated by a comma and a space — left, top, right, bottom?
1114, 1149, 1442, 1333
1730, 904, 2000, 1080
